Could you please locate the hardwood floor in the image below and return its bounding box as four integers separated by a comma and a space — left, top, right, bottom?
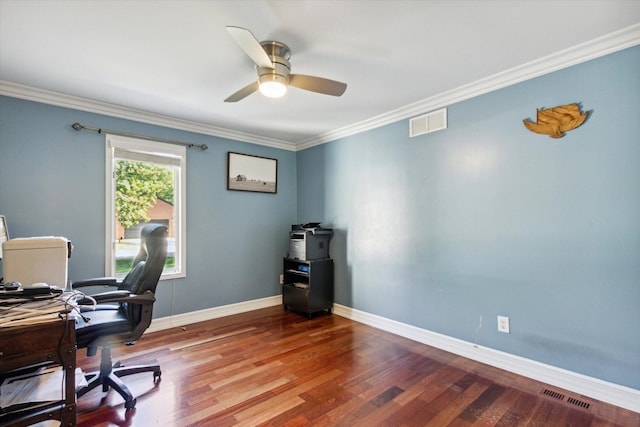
75, 306, 639, 426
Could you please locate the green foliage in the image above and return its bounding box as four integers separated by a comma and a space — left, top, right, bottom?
116, 256, 175, 274
115, 160, 175, 228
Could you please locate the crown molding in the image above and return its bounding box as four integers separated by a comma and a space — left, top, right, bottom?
296, 23, 640, 150
0, 81, 297, 151
1, 24, 638, 152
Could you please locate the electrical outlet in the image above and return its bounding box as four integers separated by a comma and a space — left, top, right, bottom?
279, 274, 284, 284
497, 315, 510, 333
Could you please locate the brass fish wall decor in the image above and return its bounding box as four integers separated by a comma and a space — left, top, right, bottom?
523, 103, 588, 138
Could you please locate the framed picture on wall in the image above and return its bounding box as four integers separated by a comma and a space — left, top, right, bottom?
227, 152, 278, 194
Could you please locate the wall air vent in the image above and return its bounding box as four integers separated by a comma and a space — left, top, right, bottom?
409, 108, 447, 138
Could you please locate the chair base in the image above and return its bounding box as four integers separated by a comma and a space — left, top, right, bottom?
77, 347, 161, 410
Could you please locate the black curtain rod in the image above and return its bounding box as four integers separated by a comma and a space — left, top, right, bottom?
71, 123, 208, 150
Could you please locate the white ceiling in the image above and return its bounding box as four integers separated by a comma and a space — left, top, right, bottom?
1, 0, 639, 148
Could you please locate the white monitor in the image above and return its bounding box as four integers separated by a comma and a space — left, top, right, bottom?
0, 215, 8, 260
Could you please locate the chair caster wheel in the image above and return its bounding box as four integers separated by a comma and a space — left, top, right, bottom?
125, 398, 137, 410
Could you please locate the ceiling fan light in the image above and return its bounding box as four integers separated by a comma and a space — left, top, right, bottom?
259, 74, 288, 98
259, 81, 287, 98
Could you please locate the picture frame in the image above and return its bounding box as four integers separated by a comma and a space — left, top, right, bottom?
227, 152, 278, 194
0, 215, 8, 259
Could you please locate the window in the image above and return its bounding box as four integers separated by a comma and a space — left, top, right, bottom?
105, 134, 186, 279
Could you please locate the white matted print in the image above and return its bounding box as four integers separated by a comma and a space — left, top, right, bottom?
227, 152, 277, 194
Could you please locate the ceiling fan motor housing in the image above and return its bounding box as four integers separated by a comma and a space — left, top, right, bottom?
258, 40, 291, 82
260, 40, 291, 61
258, 62, 290, 84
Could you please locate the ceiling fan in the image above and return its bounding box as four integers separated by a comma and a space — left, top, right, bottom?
224, 26, 347, 102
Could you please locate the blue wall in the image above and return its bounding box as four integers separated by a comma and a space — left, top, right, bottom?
297, 46, 640, 389
0, 97, 297, 317
1, 46, 638, 391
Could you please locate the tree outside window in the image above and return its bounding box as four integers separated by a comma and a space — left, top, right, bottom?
106, 135, 186, 279
114, 160, 176, 273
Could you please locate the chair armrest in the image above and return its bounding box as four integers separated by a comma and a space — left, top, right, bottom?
75, 289, 128, 306
90, 290, 132, 304
72, 277, 118, 288
80, 290, 156, 306
125, 291, 156, 305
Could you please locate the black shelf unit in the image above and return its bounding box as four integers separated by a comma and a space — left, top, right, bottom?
282, 257, 333, 318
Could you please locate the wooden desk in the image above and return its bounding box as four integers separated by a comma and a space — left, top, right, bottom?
0, 314, 76, 427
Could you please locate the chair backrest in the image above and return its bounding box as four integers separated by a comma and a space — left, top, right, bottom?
120, 223, 168, 326
119, 223, 168, 295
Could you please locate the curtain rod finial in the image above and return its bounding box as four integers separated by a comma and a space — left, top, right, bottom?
71, 123, 83, 131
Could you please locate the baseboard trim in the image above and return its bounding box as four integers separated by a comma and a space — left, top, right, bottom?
332, 304, 640, 413
147, 295, 281, 334
145, 298, 638, 412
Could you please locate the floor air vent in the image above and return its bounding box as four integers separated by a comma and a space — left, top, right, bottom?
567, 397, 591, 409
542, 388, 565, 400
541, 388, 592, 411
410, 108, 447, 137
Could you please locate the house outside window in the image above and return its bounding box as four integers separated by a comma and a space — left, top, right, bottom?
105, 134, 186, 279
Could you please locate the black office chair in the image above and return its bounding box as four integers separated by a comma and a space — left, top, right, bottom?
72, 223, 168, 410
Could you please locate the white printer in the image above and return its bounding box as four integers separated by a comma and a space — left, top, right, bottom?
2, 236, 72, 288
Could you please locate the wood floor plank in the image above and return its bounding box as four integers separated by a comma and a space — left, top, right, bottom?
423, 376, 490, 426
457, 383, 506, 423
466, 385, 525, 426
75, 306, 639, 426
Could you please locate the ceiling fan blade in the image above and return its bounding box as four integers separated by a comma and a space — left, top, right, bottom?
224, 81, 260, 102
226, 26, 274, 69
289, 74, 347, 97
